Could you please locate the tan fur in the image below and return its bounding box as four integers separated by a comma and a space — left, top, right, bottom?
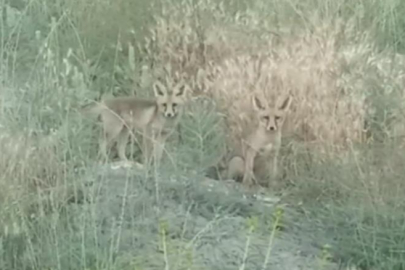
81, 80, 187, 165
225, 95, 292, 186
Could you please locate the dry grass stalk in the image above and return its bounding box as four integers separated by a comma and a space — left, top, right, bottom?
144, 2, 405, 156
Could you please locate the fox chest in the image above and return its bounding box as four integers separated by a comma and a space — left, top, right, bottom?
151, 115, 179, 133
257, 143, 274, 155
248, 134, 280, 156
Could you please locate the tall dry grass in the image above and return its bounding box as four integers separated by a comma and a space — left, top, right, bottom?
145, 1, 405, 157
1, 0, 405, 269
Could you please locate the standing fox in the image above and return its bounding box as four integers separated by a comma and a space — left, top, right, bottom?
225, 95, 292, 186
80, 80, 188, 165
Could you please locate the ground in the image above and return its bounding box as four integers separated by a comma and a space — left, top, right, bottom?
73, 160, 339, 270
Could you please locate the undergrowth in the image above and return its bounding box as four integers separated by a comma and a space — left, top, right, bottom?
1, 0, 405, 269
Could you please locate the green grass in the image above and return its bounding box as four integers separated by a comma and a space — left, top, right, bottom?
1, 0, 405, 269
282, 141, 405, 269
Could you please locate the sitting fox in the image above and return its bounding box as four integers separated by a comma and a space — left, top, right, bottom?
225, 95, 292, 186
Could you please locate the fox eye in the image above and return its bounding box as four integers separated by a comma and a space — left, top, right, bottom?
172, 103, 177, 108
262, 116, 269, 121
275, 116, 281, 121
162, 103, 167, 109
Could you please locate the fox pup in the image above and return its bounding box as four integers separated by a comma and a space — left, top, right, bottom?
81, 80, 187, 165
226, 95, 292, 186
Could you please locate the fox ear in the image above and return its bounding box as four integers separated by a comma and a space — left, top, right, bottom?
279, 95, 292, 112
174, 83, 187, 97
252, 96, 265, 111
153, 80, 167, 97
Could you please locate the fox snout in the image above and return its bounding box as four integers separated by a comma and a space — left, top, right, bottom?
267, 124, 277, 131
266, 118, 277, 131
160, 103, 178, 118
164, 106, 178, 118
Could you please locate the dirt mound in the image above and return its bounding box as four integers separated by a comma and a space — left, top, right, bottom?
76, 162, 338, 269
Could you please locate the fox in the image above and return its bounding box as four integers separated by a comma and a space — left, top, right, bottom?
224, 95, 292, 186
80, 80, 188, 165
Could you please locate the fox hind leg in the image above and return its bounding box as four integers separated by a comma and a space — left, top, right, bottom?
99, 116, 124, 163
226, 156, 245, 181
116, 128, 130, 162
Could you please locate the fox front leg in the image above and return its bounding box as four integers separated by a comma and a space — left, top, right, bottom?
269, 146, 280, 186
242, 149, 256, 186
141, 127, 154, 167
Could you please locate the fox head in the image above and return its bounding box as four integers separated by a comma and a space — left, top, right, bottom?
153, 80, 187, 118
252, 95, 292, 132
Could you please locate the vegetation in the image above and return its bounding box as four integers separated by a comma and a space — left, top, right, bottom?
1, 0, 405, 269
